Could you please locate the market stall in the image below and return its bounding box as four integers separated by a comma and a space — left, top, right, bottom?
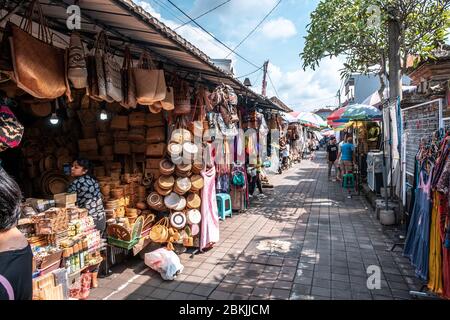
0, 0, 282, 300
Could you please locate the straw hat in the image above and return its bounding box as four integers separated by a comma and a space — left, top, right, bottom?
164, 192, 182, 210
190, 175, 204, 192
186, 193, 201, 209
174, 177, 192, 195
174, 196, 186, 211
186, 209, 201, 225
154, 182, 172, 196
159, 159, 175, 176
158, 175, 175, 190
170, 211, 187, 229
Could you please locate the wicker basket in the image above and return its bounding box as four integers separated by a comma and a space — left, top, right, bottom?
114, 141, 131, 155
146, 143, 166, 158
159, 159, 175, 175
110, 115, 129, 130
78, 139, 98, 152
129, 112, 146, 127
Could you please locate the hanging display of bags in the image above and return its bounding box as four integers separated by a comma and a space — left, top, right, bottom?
173, 79, 191, 115
67, 32, 88, 89
121, 46, 137, 109
133, 51, 166, 105
7, 0, 66, 99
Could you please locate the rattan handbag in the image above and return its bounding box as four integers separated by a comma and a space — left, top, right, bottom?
149, 217, 169, 243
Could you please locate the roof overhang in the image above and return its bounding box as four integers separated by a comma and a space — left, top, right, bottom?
0, 0, 279, 109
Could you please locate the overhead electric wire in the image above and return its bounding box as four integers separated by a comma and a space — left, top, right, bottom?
224, 0, 282, 58
235, 65, 264, 79
174, 0, 232, 31
166, 0, 261, 69
267, 72, 279, 97
151, 0, 227, 58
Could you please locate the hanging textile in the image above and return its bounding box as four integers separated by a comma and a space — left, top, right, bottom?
403, 165, 433, 281
200, 164, 220, 252
427, 191, 443, 294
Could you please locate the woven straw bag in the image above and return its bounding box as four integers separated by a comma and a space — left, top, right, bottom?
149, 217, 169, 243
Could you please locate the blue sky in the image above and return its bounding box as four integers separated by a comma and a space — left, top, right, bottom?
135, 0, 344, 111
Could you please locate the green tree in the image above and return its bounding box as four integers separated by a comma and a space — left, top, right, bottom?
301, 0, 450, 99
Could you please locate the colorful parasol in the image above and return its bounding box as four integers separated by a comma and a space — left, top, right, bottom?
296, 112, 328, 128
327, 104, 382, 123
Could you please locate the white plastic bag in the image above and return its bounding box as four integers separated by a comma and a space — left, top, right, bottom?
144, 248, 184, 280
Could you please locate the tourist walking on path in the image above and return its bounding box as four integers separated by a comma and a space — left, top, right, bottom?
326, 137, 339, 181
339, 136, 356, 176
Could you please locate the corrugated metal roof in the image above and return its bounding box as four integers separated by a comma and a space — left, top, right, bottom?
1, 0, 280, 109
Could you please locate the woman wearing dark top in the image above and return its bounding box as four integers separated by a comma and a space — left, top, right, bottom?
67, 159, 105, 287
0, 168, 33, 300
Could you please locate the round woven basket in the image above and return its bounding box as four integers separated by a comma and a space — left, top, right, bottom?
186, 193, 201, 209
174, 177, 191, 195
176, 163, 192, 173
167, 143, 183, 158
171, 129, 192, 144
182, 142, 198, 162
190, 175, 204, 192
147, 192, 165, 211
154, 182, 172, 196
164, 192, 182, 210
159, 159, 175, 176
174, 196, 186, 211
186, 209, 201, 224
191, 163, 204, 175
158, 175, 175, 190
170, 211, 187, 229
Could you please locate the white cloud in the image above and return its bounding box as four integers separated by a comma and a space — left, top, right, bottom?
255, 58, 344, 112
134, 0, 162, 20
261, 18, 297, 40
134, 0, 231, 59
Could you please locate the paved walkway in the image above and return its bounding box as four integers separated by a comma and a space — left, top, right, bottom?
90, 151, 424, 300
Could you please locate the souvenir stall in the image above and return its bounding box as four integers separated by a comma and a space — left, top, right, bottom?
403, 130, 450, 299
0, 0, 288, 299
327, 104, 383, 193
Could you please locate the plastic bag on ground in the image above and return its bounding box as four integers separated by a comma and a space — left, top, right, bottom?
144, 248, 184, 280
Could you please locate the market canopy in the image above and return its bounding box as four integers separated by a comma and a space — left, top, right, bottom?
288, 111, 328, 128
0, 0, 280, 110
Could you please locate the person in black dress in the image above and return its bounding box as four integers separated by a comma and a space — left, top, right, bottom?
0, 168, 33, 300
